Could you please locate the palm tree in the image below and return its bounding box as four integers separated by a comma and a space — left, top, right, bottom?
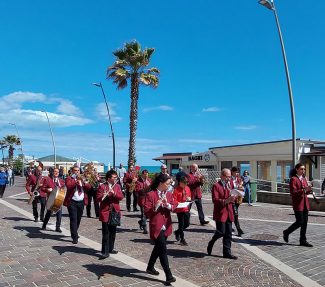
3, 135, 20, 164
107, 40, 160, 167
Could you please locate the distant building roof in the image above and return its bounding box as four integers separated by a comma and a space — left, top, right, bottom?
153, 153, 192, 161
38, 155, 75, 162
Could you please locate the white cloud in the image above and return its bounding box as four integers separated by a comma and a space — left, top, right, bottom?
202, 107, 221, 112
56, 99, 82, 116
0, 91, 93, 128
143, 105, 173, 113
234, 125, 257, 130
95, 103, 122, 123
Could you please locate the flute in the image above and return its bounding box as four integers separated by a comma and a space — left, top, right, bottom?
102, 182, 117, 201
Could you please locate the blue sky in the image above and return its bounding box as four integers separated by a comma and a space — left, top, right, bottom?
0, 0, 324, 166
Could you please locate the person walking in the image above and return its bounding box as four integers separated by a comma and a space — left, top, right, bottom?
97, 169, 124, 259
7, 167, 13, 186
283, 163, 313, 247
207, 168, 238, 259
144, 173, 177, 284
0, 167, 8, 198
242, 170, 252, 206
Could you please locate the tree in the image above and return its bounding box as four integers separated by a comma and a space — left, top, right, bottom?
107, 40, 160, 167
3, 135, 20, 164
0, 140, 8, 165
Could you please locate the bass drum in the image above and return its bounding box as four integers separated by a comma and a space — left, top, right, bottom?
46, 187, 66, 213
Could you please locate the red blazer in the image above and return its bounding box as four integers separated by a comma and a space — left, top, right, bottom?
144, 190, 177, 240
135, 177, 152, 207
187, 172, 203, 199
63, 176, 91, 207
211, 181, 234, 223
40, 176, 65, 197
25, 174, 47, 197
96, 183, 124, 223
123, 171, 138, 192
290, 176, 311, 211
173, 185, 191, 213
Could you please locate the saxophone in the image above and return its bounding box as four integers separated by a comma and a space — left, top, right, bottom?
28, 175, 42, 205
129, 172, 138, 193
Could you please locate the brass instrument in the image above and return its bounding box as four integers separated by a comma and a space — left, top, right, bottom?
306, 179, 320, 204
82, 162, 100, 188
28, 173, 43, 205
129, 171, 138, 193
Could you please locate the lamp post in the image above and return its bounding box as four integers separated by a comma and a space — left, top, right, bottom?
258, 0, 296, 166
92, 82, 116, 170
41, 110, 57, 167
9, 122, 25, 176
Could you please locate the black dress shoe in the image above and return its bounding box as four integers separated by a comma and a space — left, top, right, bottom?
165, 276, 176, 284
55, 228, 62, 233
110, 250, 118, 254
143, 229, 148, 234
283, 230, 289, 243
200, 220, 209, 226
133, 208, 139, 212
146, 267, 159, 276
41, 226, 46, 230
99, 254, 109, 260
300, 241, 313, 247
223, 254, 238, 260
34, 218, 38, 222
72, 239, 78, 244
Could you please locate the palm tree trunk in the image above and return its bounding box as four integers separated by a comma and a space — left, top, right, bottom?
8, 145, 14, 164
128, 74, 139, 167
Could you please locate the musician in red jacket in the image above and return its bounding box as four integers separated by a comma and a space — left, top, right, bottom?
41, 168, 65, 232
144, 173, 177, 284
173, 176, 192, 246
63, 165, 91, 244
283, 163, 313, 247
25, 165, 47, 222
207, 168, 237, 259
187, 163, 209, 225
123, 165, 139, 212
96, 169, 124, 259
135, 169, 152, 234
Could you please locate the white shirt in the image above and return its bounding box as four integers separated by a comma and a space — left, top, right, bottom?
72, 180, 84, 201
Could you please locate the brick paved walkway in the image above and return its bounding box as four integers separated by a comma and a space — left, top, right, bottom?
0, 178, 324, 287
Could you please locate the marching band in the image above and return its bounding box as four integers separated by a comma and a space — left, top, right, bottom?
20, 160, 316, 285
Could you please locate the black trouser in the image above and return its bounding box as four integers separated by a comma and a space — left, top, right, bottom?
43, 208, 62, 229
32, 196, 46, 220
209, 219, 233, 255
101, 222, 117, 255
86, 188, 99, 218
0, 185, 6, 198
68, 200, 84, 241
176, 212, 190, 241
233, 203, 242, 232
126, 191, 138, 211
194, 198, 205, 223
139, 206, 147, 228
148, 230, 172, 279
285, 210, 309, 243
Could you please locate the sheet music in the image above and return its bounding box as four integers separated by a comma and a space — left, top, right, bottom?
230, 189, 245, 197
176, 201, 192, 208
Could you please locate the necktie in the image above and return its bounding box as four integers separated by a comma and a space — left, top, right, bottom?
77, 184, 82, 195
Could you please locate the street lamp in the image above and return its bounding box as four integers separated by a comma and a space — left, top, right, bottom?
92, 82, 116, 170
41, 110, 57, 167
258, 0, 297, 166
9, 122, 25, 176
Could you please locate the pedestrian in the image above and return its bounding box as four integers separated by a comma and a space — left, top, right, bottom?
0, 166, 8, 198
117, 163, 127, 189
173, 176, 191, 246
242, 170, 252, 206
207, 168, 238, 259
283, 163, 313, 247
187, 163, 209, 225
144, 173, 177, 284
321, 177, 325, 195
97, 169, 124, 259
7, 167, 13, 186
63, 165, 91, 244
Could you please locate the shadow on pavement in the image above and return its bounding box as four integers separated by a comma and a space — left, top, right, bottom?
185, 228, 215, 234
117, 227, 139, 233
168, 248, 206, 258
53, 245, 100, 257
13, 226, 71, 242
235, 238, 285, 247
83, 264, 165, 284
3, 216, 33, 222
129, 238, 153, 244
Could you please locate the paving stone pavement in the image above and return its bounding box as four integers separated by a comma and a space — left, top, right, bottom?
0, 178, 324, 287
